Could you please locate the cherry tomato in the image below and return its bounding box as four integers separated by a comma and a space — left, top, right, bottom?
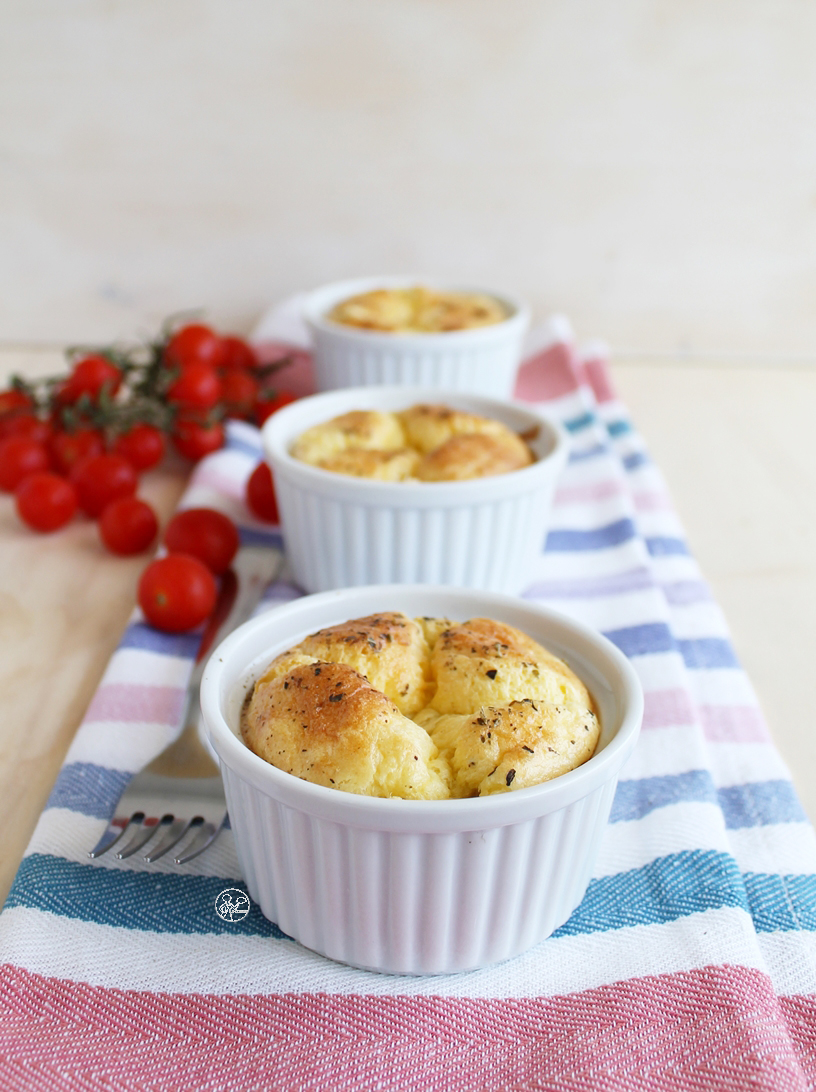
138, 554, 217, 633
164, 507, 239, 575
166, 362, 222, 410
220, 336, 257, 371
164, 324, 226, 370
112, 424, 166, 471
70, 453, 138, 517
171, 417, 225, 461
0, 390, 34, 417
99, 496, 159, 556
15, 472, 77, 532
0, 414, 52, 445
0, 436, 50, 492
246, 461, 279, 523
49, 428, 105, 476
254, 390, 298, 427
57, 355, 122, 405
221, 370, 258, 419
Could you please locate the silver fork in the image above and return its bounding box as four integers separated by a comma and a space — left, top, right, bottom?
88, 544, 283, 865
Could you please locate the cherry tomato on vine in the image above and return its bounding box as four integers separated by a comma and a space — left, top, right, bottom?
0, 436, 50, 492
0, 414, 52, 445
99, 496, 159, 556
0, 390, 34, 418
164, 324, 226, 370
166, 362, 222, 411
220, 370, 258, 419
112, 423, 166, 471
164, 507, 239, 575
254, 390, 298, 427
171, 417, 225, 461
49, 428, 105, 476
70, 453, 138, 517
57, 355, 122, 405
246, 461, 279, 523
220, 336, 257, 371
138, 554, 217, 633
15, 472, 77, 532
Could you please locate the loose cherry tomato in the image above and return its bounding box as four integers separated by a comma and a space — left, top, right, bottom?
99, 496, 159, 556
166, 362, 222, 410
70, 453, 138, 517
221, 370, 258, 419
171, 417, 225, 461
49, 428, 105, 476
220, 336, 257, 371
0, 414, 52, 445
254, 390, 298, 427
0, 390, 34, 417
0, 436, 50, 492
246, 461, 279, 523
15, 472, 77, 532
138, 554, 217, 633
112, 424, 166, 471
164, 507, 239, 575
164, 324, 226, 370
57, 355, 122, 405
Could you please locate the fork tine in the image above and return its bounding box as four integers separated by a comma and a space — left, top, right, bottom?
88, 811, 145, 859
174, 816, 226, 865
115, 814, 173, 859
142, 817, 194, 862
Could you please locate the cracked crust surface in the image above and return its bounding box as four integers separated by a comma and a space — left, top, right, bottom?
242, 612, 599, 799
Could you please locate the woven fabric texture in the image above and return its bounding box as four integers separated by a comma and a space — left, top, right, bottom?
1, 317, 815, 1091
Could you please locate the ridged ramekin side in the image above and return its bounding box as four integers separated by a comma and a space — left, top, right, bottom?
221, 766, 619, 975
310, 330, 527, 398
274, 476, 557, 594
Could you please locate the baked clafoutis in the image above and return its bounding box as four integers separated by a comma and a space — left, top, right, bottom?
290, 403, 535, 482
327, 285, 508, 333
241, 612, 600, 800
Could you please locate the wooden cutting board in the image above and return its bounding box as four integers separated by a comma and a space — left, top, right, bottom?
0, 349, 189, 903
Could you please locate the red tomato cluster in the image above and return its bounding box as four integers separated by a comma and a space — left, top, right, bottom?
137, 507, 241, 633
1, 320, 293, 632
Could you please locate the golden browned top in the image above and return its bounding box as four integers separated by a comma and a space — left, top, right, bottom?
327, 286, 508, 333
290, 403, 534, 483
242, 612, 599, 800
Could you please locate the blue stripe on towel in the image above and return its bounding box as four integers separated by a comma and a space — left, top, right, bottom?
606, 420, 631, 437
546, 518, 636, 552
238, 527, 285, 550
610, 772, 806, 829
610, 770, 717, 823
645, 537, 690, 558
5, 855, 290, 939
603, 622, 676, 658
119, 623, 201, 658
12, 848, 815, 940
677, 638, 740, 670
719, 780, 808, 829
46, 763, 131, 820
563, 412, 596, 433
568, 443, 607, 463
554, 850, 747, 936
744, 872, 816, 932
623, 451, 649, 471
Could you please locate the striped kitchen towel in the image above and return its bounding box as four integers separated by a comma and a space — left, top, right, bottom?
1, 313, 816, 1091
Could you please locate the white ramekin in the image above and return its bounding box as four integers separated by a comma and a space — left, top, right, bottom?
200, 585, 642, 975
302, 276, 530, 397
261, 385, 568, 595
